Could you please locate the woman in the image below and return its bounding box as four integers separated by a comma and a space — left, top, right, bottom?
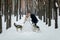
24, 11, 38, 26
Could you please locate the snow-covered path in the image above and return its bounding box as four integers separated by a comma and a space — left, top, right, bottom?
0, 15, 60, 40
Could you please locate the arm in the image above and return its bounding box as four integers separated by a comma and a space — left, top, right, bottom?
24, 15, 28, 23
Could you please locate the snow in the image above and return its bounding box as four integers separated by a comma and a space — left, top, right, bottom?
0, 14, 60, 40
55, 2, 58, 7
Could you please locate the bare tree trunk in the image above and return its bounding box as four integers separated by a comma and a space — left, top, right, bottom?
0, 0, 1, 11
54, 0, 58, 29
9, 14, 11, 27
1, 0, 3, 16
0, 15, 2, 33
19, 0, 21, 19
58, 0, 60, 16
12, 0, 15, 15
6, 13, 11, 29
6, 0, 8, 29
43, 2, 46, 22
59, 8, 60, 16
6, 0, 12, 29
14, 0, 17, 16
4, 0, 8, 22
6, 14, 9, 29
48, 0, 51, 26
46, 5, 48, 25
55, 8, 58, 29
37, 0, 42, 20
0, 0, 2, 33
16, 0, 18, 21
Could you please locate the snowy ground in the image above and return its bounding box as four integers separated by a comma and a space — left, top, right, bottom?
0, 14, 60, 40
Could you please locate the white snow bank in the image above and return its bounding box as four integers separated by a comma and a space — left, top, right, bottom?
0, 15, 60, 40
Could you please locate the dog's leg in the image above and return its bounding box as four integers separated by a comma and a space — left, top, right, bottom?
33, 26, 36, 32
16, 28, 18, 31
36, 26, 40, 32
37, 28, 40, 32
20, 28, 22, 31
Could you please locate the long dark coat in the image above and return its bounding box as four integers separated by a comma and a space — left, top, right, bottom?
30, 14, 38, 23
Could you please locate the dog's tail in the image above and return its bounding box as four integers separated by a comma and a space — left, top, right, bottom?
14, 23, 17, 27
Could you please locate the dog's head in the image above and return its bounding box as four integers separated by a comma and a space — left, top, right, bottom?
14, 23, 15, 25
14, 23, 16, 26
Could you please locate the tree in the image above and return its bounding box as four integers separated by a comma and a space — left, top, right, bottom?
37, 0, 42, 20
0, 13, 2, 33
48, 0, 52, 26
19, 0, 21, 19
54, 0, 58, 29
6, 0, 12, 29
0, 0, 2, 33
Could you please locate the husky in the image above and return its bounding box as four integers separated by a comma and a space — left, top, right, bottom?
14, 23, 23, 31
33, 25, 40, 32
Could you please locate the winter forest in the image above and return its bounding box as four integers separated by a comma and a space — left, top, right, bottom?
0, 0, 60, 40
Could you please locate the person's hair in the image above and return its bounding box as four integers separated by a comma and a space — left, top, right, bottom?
27, 10, 31, 13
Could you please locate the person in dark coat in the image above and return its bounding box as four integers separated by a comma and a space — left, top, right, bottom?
24, 11, 40, 31
24, 11, 38, 26
30, 13, 38, 26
